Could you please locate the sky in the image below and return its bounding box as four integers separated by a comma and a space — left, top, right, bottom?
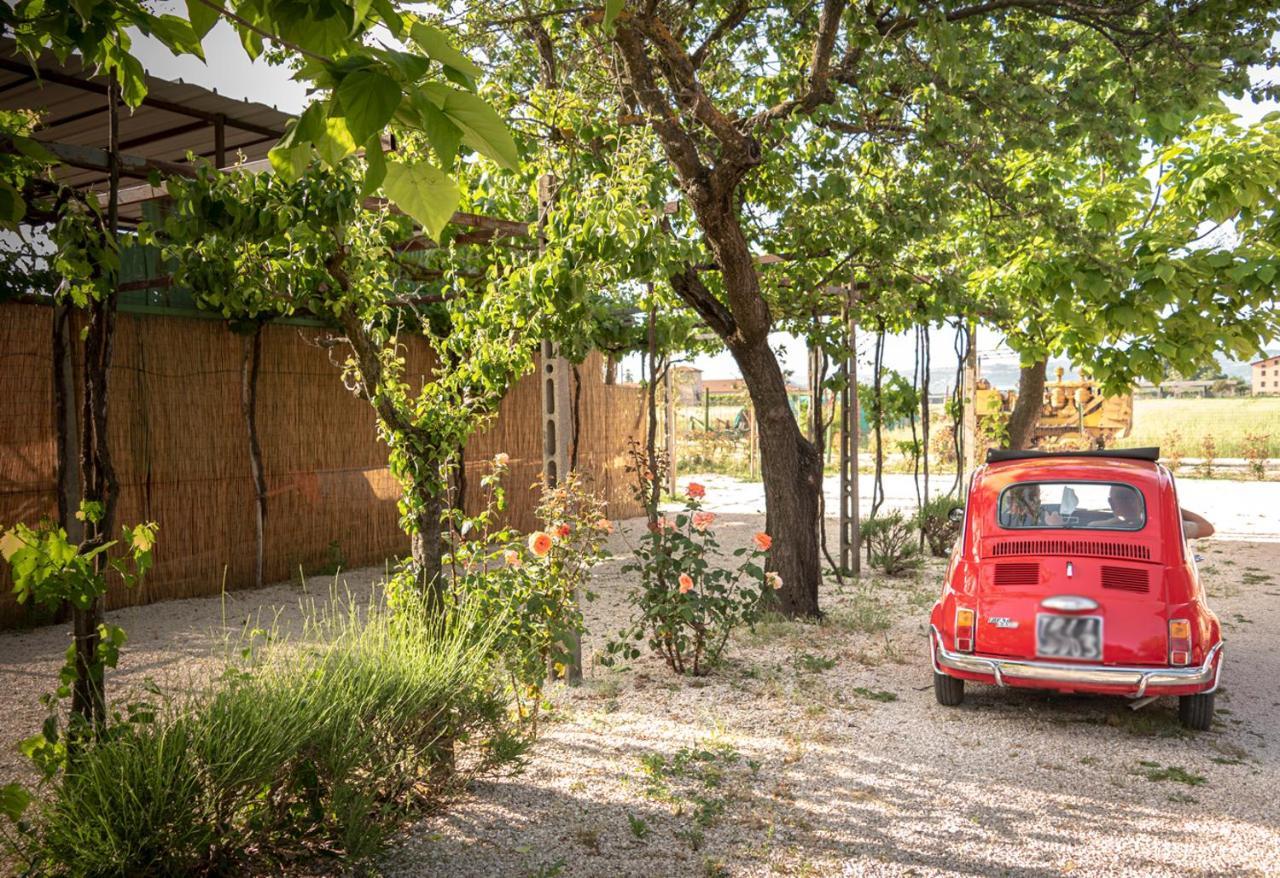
128, 16, 1280, 389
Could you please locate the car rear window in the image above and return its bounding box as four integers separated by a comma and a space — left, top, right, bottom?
997, 481, 1145, 530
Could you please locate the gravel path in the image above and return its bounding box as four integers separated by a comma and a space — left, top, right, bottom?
1, 476, 1277, 878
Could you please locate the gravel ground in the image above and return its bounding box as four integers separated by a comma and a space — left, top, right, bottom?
1, 475, 1277, 878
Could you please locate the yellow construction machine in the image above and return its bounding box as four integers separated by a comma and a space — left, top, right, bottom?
975, 367, 1133, 449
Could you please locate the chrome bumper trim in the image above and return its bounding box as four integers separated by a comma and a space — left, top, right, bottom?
929, 625, 1222, 696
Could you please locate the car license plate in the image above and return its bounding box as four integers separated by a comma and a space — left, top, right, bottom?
1036, 614, 1102, 660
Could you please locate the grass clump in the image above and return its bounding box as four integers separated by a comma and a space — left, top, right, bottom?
6, 597, 526, 876
1137, 761, 1206, 786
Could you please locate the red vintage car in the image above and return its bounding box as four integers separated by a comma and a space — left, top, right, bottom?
929, 447, 1222, 730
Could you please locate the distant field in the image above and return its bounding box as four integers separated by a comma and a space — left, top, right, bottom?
1117, 397, 1280, 458
675, 396, 1280, 478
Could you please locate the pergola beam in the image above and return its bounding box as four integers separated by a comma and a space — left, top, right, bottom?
1, 133, 198, 180
0, 58, 284, 139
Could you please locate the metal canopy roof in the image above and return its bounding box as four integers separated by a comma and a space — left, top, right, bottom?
0, 38, 290, 193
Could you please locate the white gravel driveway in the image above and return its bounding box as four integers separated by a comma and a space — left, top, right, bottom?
0, 474, 1276, 877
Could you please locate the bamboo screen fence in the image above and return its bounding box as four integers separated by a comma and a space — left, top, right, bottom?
0, 302, 645, 628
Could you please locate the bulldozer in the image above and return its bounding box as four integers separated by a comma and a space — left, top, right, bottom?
975, 367, 1133, 449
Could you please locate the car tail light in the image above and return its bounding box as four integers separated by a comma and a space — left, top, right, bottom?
955, 608, 975, 653
1169, 619, 1192, 666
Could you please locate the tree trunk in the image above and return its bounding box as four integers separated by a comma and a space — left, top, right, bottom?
52, 304, 82, 543
411, 492, 446, 605
73, 292, 118, 728
240, 327, 267, 590
1007, 359, 1048, 450
604, 355, 618, 385
734, 336, 824, 617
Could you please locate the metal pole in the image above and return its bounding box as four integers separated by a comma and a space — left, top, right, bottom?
839, 293, 861, 575
537, 173, 581, 683
665, 364, 677, 495
961, 321, 978, 497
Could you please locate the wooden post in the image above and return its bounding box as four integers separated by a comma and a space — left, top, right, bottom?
665, 364, 677, 495
537, 174, 581, 683
214, 114, 226, 168
839, 297, 861, 575
961, 321, 978, 496
747, 399, 758, 480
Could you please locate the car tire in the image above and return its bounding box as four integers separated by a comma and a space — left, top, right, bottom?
1178, 692, 1215, 731
934, 672, 965, 706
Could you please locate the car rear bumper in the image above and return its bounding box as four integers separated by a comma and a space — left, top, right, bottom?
929, 625, 1222, 698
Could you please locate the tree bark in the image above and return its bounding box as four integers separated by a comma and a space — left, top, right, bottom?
1007, 359, 1048, 450
736, 336, 824, 617
614, 20, 824, 616
52, 304, 82, 543
72, 80, 121, 729
411, 492, 446, 606
240, 326, 267, 590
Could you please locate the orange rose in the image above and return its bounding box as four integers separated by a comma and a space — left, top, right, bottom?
678, 573, 695, 593
555, 523, 571, 539
766, 571, 783, 590
686, 481, 706, 499
692, 511, 716, 531
753, 532, 772, 551
528, 531, 553, 557
503, 549, 521, 568
597, 519, 615, 534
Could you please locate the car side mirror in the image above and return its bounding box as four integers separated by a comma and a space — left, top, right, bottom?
949, 507, 964, 524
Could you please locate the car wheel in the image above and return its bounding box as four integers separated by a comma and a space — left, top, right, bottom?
934, 672, 965, 706
1178, 692, 1215, 731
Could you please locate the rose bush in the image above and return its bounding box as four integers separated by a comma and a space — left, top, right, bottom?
604, 473, 773, 676
438, 456, 610, 728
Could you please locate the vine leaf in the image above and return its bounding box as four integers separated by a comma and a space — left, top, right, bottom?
383, 158, 460, 241
604, 0, 625, 30
185, 0, 220, 40
337, 69, 402, 146
410, 22, 482, 86
0, 782, 30, 822
422, 83, 519, 170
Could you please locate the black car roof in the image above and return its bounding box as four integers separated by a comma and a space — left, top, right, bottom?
985, 447, 1159, 464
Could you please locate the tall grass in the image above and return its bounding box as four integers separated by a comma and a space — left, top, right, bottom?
1117, 397, 1280, 458
11, 596, 526, 876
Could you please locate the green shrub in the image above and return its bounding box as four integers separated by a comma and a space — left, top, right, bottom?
1242, 431, 1270, 480
7, 598, 525, 876
915, 496, 963, 558
604, 463, 773, 676
861, 512, 921, 575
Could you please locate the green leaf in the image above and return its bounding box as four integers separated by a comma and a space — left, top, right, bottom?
350, 0, 376, 35
422, 83, 519, 170
604, 0, 625, 30
314, 115, 358, 167
336, 69, 402, 146
268, 142, 311, 182
0, 180, 25, 227
0, 782, 29, 822
409, 22, 481, 82
185, 0, 220, 40
361, 136, 387, 197
382, 158, 460, 242
413, 95, 463, 169
149, 14, 205, 60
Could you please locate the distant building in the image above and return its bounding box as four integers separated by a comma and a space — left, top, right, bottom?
1252, 355, 1280, 395
671, 365, 703, 404
701, 377, 807, 398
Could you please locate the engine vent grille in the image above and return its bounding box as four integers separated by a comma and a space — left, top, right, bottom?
1102, 565, 1150, 593
989, 539, 1151, 562
994, 562, 1040, 587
